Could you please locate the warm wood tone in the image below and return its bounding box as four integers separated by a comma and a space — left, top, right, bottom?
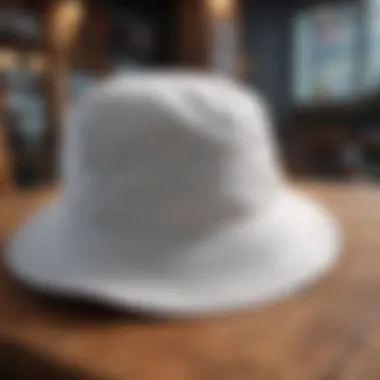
178, 0, 210, 67
0, 182, 380, 379
40, 0, 85, 180
73, 7, 110, 75
0, 77, 12, 192
178, 0, 242, 74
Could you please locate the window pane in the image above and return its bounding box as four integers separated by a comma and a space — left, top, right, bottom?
364, 0, 380, 92
293, 4, 357, 104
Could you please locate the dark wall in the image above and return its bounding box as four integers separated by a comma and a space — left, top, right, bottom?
241, 0, 364, 128
241, 1, 293, 128
110, 0, 179, 65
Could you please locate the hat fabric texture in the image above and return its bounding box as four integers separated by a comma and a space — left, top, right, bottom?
6, 73, 340, 316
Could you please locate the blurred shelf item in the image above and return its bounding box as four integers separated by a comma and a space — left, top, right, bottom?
0, 35, 43, 53
0, 0, 246, 185
0, 0, 86, 182
285, 95, 380, 181
0, 73, 42, 190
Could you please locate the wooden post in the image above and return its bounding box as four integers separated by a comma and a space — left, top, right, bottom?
178, 0, 243, 77
87, 8, 110, 75
178, 0, 210, 67
0, 76, 13, 193
41, 0, 85, 181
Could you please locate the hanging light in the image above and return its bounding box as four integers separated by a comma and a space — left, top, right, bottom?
208, 0, 234, 19
50, 0, 85, 49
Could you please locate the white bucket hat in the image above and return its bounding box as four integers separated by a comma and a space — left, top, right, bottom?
6, 73, 340, 316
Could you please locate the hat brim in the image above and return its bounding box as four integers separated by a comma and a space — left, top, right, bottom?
5, 188, 340, 317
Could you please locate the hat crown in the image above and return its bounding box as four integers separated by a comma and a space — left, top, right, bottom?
62, 74, 281, 232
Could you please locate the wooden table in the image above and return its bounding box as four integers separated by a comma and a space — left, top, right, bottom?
0, 182, 380, 380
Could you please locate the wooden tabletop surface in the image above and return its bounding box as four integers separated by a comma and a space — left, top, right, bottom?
0, 182, 380, 380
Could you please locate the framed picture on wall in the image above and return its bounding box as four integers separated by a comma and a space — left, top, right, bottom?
292, 3, 358, 105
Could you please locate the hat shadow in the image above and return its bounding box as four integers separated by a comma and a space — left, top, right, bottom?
3, 267, 165, 326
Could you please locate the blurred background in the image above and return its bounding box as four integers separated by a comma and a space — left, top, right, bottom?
0, 0, 379, 190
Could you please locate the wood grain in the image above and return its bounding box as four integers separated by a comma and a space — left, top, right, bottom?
0, 182, 380, 380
